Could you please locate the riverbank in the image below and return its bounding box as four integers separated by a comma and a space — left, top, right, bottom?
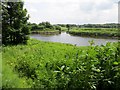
31, 30, 60, 35
2, 39, 120, 89
69, 28, 119, 39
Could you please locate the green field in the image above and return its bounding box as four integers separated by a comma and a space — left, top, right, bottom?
69, 28, 119, 38
2, 1, 120, 89
2, 39, 120, 89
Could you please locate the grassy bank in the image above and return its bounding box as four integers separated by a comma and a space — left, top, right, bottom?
69, 28, 119, 39
2, 39, 120, 89
31, 30, 60, 35
31, 26, 67, 35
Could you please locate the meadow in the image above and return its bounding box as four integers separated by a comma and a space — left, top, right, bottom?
69, 28, 119, 38
2, 39, 120, 89
2, 1, 120, 90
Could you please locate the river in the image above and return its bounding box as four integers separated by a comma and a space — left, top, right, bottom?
31, 32, 118, 46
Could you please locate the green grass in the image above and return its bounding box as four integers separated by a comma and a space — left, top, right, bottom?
2, 39, 120, 89
31, 29, 60, 35
61, 27, 68, 31
2, 62, 29, 88
0, 52, 2, 88
69, 28, 119, 38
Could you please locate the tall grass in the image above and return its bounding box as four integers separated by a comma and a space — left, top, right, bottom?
69, 28, 119, 38
2, 39, 120, 89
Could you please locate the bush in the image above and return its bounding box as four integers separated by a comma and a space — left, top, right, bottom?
2, 39, 120, 89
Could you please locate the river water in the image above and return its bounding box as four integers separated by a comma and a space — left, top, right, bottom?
31, 32, 118, 46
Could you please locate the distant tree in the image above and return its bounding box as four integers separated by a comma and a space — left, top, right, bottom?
66, 24, 70, 31
32, 24, 38, 30
38, 26, 45, 30
40, 22, 54, 29
2, 1, 30, 45
55, 25, 61, 32
57, 24, 66, 27
45, 22, 54, 29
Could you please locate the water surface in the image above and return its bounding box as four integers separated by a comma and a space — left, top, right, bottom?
31, 32, 118, 46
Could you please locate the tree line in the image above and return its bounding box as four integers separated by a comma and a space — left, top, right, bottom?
57, 23, 118, 28
28, 22, 61, 32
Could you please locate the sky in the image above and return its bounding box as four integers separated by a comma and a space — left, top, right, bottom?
24, 0, 119, 24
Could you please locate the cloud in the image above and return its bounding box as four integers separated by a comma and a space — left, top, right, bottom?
24, 0, 119, 24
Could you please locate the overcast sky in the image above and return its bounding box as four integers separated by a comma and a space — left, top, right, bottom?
24, 0, 119, 24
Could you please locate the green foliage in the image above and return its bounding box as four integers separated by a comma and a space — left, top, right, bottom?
57, 23, 118, 29
69, 28, 119, 38
30, 22, 54, 31
29, 22, 63, 34
2, 1, 30, 45
2, 62, 30, 88
2, 39, 120, 89
89, 40, 95, 46
54, 25, 61, 31
66, 24, 71, 31
79, 23, 118, 28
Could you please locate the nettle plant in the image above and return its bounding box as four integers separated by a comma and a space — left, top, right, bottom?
13, 41, 120, 89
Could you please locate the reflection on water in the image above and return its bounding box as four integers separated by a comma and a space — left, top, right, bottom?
31, 32, 118, 46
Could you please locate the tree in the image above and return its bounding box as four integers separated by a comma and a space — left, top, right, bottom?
66, 24, 70, 31
41, 22, 54, 29
54, 25, 61, 32
2, 1, 30, 45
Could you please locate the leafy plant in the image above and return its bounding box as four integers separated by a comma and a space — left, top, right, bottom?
2, 39, 120, 89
